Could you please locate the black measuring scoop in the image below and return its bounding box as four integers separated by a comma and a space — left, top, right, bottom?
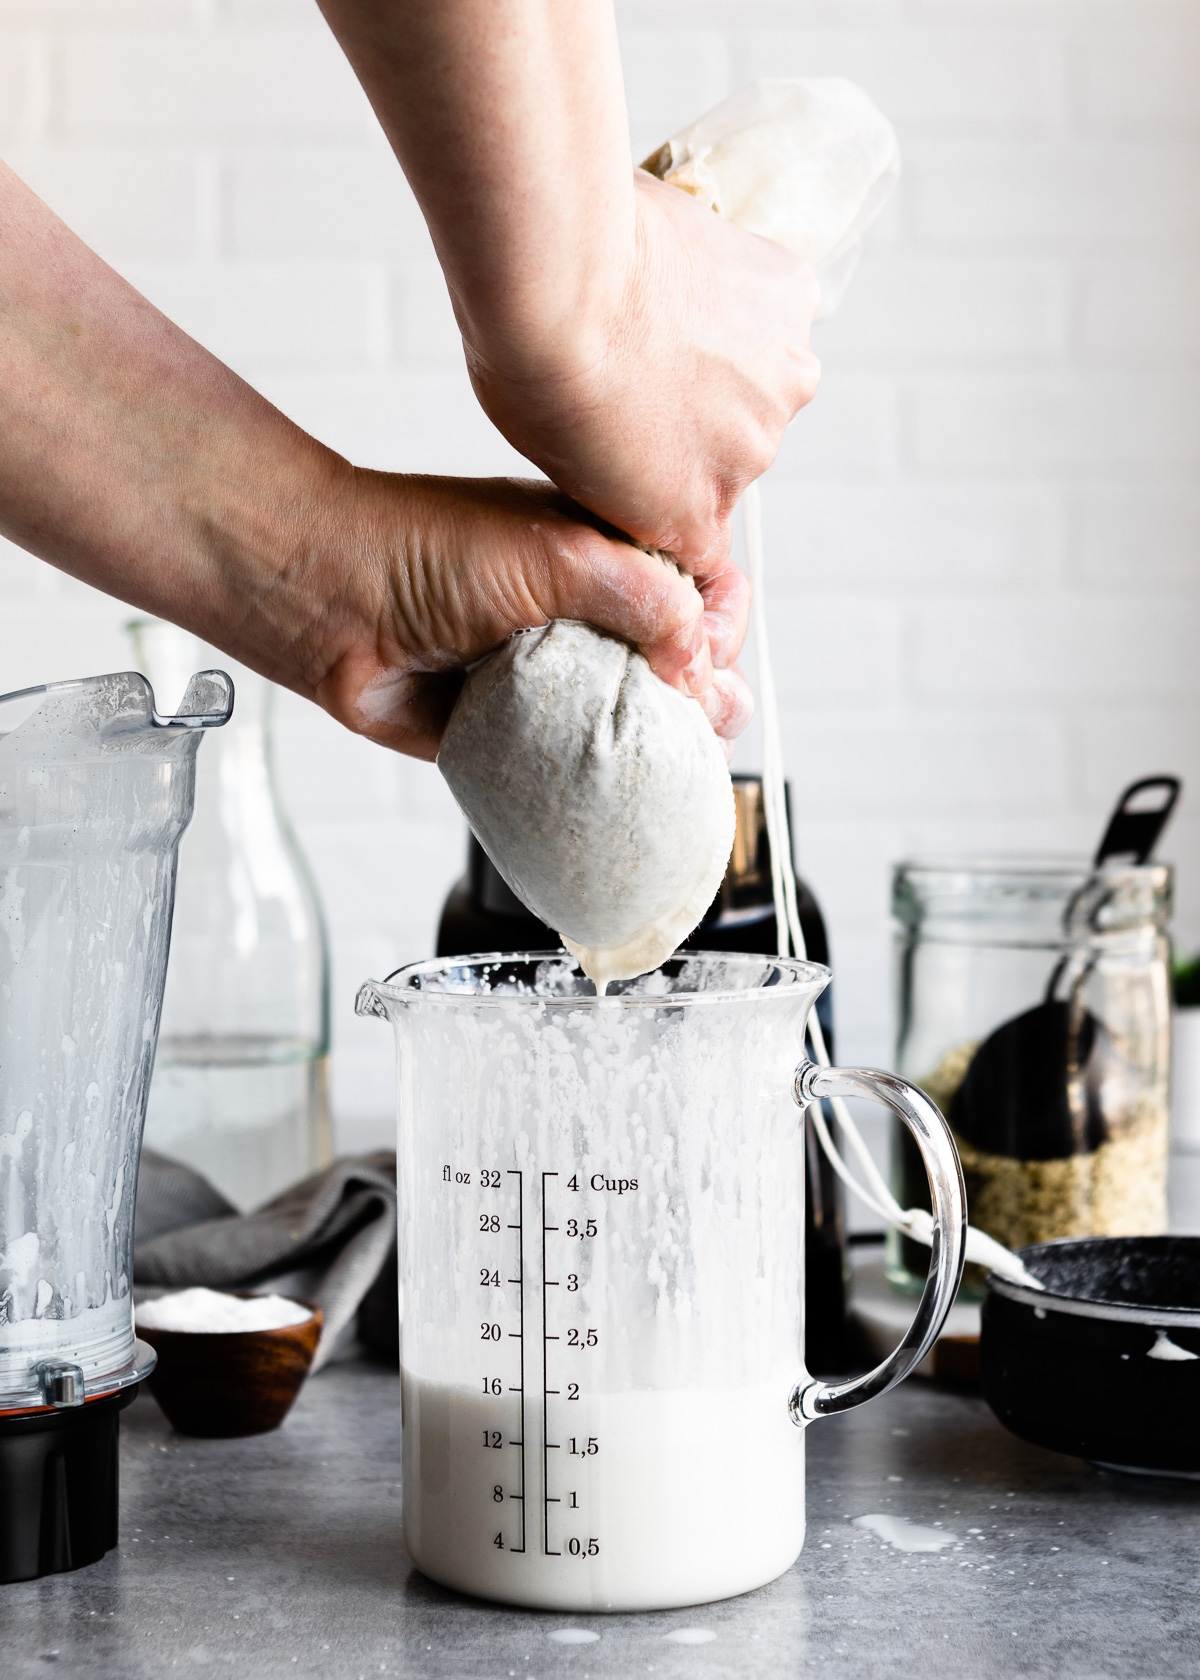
950, 776, 1180, 1161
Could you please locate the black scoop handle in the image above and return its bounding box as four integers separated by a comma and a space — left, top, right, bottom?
1093, 776, 1180, 867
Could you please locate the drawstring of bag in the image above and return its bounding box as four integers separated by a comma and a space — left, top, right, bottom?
742, 481, 1041, 1290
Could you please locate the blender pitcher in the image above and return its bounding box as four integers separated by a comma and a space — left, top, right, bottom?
0, 667, 232, 1583
357, 951, 965, 1612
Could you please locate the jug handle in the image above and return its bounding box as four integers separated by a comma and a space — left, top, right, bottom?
788, 1061, 966, 1425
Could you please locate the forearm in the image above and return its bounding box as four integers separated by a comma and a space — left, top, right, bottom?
0, 161, 370, 696
314, 0, 635, 375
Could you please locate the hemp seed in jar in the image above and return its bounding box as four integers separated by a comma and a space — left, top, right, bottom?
888, 858, 1171, 1297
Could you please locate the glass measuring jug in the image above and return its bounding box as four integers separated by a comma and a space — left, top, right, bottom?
357, 952, 966, 1612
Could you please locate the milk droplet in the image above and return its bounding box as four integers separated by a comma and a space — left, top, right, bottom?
852, 1514, 959, 1552
1147, 1331, 1199, 1362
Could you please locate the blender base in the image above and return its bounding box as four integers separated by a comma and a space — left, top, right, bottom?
0, 1387, 140, 1583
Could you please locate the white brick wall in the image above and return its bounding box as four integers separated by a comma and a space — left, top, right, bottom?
743, 27, 1068, 131
0, 41, 26, 142
226, 146, 433, 259
1080, 29, 1200, 132
1, 0, 1198, 1200
6, 146, 201, 258
59, 31, 372, 143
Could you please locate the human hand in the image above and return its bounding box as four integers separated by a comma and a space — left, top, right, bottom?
317, 3, 815, 572
1, 159, 752, 765
305, 473, 753, 762
461, 170, 821, 576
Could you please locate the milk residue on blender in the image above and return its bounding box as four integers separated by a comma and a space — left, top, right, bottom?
0, 669, 232, 1441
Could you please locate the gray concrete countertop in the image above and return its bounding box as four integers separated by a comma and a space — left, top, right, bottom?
5, 1361, 1198, 1679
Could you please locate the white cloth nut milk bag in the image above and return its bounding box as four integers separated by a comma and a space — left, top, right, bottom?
438, 620, 735, 989
438, 79, 899, 985
642, 77, 900, 318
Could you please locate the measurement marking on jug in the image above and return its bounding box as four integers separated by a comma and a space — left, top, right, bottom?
459, 1159, 529, 1555
537, 1169, 601, 1559
540, 1170, 605, 1562
506, 1169, 527, 1554
540, 1171, 561, 1554
445, 1158, 532, 1552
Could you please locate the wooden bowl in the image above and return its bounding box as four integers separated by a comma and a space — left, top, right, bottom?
137, 1297, 323, 1438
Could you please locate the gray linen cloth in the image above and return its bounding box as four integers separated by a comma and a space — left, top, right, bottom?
134, 1150, 398, 1371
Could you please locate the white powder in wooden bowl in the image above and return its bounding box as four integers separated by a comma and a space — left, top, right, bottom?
136, 1288, 312, 1334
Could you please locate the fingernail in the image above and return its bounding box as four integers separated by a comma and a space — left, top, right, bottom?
675, 625, 708, 696
705, 671, 755, 740
684, 649, 712, 698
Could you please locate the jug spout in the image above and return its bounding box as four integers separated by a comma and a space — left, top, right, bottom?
355, 978, 393, 1022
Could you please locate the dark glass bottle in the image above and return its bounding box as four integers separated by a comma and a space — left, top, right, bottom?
436, 773, 849, 1373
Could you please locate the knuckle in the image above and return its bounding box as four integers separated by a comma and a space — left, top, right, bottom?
666, 579, 704, 635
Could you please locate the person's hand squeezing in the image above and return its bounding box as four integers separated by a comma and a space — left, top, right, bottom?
464, 171, 820, 578
267, 471, 754, 764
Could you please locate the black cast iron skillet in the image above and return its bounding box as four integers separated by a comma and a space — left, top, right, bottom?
981, 1237, 1200, 1476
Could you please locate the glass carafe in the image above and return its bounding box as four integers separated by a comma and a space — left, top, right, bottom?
0, 668, 230, 1579
889, 857, 1172, 1296
128, 621, 331, 1211
357, 951, 965, 1612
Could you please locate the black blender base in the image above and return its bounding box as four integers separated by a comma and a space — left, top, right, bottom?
0, 1387, 139, 1583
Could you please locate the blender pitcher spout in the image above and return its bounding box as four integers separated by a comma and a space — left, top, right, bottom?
154, 668, 235, 728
